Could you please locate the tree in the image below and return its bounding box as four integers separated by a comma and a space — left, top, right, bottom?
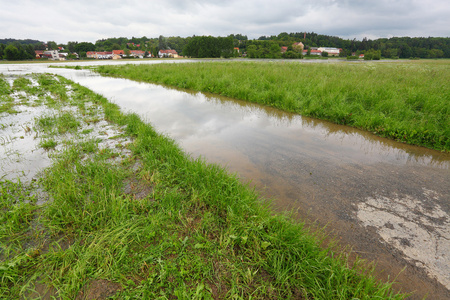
25, 45, 35, 59
269, 43, 281, 58
67, 41, 77, 53
47, 41, 57, 50
112, 43, 121, 51
158, 35, 167, 50
3, 45, 19, 60
74, 42, 95, 53
183, 36, 233, 58
428, 49, 444, 58
246, 45, 258, 58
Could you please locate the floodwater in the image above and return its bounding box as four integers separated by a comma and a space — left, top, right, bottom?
1, 60, 449, 299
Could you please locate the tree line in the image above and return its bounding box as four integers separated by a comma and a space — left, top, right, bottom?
1, 33, 450, 60
252, 32, 449, 58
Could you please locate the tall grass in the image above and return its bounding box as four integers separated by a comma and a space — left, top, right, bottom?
0, 75, 408, 299
96, 60, 450, 151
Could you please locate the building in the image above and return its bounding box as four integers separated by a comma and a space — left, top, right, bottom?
158, 49, 179, 58
302, 49, 322, 56
35, 50, 44, 59
293, 42, 304, 52
43, 50, 64, 60
130, 50, 146, 58
317, 47, 341, 56
112, 50, 125, 59
86, 51, 113, 59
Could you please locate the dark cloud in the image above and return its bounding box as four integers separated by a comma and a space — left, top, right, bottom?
1, 0, 448, 43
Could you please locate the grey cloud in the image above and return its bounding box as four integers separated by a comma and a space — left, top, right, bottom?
1, 0, 448, 43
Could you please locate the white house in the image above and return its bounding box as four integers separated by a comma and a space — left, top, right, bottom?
44, 50, 63, 60
317, 47, 341, 56
158, 49, 179, 58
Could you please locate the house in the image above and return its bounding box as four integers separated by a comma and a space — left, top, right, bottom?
97, 52, 113, 59
317, 47, 341, 56
86, 51, 113, 59
112, 50, 125, 59
86, 51, 97, 58
281, 46, 288, 53
158, 49, 178, 58
293, 42, 304, 52
43, 50, 64, 60
35, 50, 44, 59
130, 50, 145, 58
302, 49, 322, 56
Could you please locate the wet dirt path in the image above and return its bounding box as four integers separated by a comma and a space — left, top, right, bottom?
2, 62, 449, 299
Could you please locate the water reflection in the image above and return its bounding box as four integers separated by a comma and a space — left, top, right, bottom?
1, 62, 448, 170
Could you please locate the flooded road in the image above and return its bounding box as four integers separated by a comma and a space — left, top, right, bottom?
1, 61, 449, 299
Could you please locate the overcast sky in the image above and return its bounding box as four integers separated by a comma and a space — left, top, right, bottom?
1, 0, 449, 44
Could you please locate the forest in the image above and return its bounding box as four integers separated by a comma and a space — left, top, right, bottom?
1, 32, 449, 60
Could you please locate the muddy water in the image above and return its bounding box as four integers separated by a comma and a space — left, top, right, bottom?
1, 62, 449, 299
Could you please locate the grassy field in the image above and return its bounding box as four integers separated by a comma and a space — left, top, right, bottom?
94, 60, 450, 152
0, 74, 408, 299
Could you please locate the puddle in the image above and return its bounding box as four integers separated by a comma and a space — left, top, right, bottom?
0, 74, 133, 185
357, 189, 450, 288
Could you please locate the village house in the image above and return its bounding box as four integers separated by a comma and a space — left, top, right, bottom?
43, 50, 65, 60
86, 51, 113, 59
317, 47, 341, 56
293, 42, 304, 52
35, 50, 44, 59
280, 42, 304, 54
302, 49, 322, 56
158, 49, 178, 58
130, 50, 146, 58
112, 50, 125, 59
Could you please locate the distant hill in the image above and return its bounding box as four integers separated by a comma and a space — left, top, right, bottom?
0, 38, 43, 45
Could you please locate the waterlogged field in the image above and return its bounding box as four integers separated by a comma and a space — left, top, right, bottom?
95, 60, 450, 152
0, 74, 408, 298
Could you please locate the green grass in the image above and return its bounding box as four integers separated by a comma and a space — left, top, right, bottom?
0, 75, 408, 299
39, 139, 58, 150
35, 112, 80, 135
95, 60, 450, 151
0, 76, 11, 96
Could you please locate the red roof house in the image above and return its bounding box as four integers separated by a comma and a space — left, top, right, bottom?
158, 49, 178, 58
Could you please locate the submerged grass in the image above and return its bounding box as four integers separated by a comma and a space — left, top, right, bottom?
95, 60, 450, 151
0, 74, 408, 299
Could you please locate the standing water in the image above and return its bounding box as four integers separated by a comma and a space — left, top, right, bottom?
1, 61, 449, 299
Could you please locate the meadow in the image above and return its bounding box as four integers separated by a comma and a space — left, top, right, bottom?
0, 74, 408, 298
95, 60, 450, 152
